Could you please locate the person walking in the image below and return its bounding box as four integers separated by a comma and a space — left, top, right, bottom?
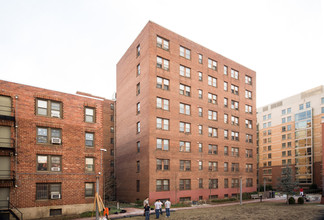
165, 199, 171, 218
144, 204, 150, 220
144, 197, 149, 207
158, 200, 163, 216
154, 200, 160, 219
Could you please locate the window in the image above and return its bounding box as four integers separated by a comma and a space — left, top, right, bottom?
85, 132, 94, 147
299, 104, 304, 110
224, 130, 228, 139
85, 157, 94, 172
282, 109, 286, 115
245, 90, 252, 99
156, 77, 170, 90
156, 179, 169, 191
137, 64, 140, 76
156, 118, 169, 130
85, 183, 95, 197
306, 102, 311, 108
156, 159, 169, 170
209, 179, 218, 189
136, 161, 140, 172
179, 179, 191, 190
282, 134, 286, 140
85, 107, 95, 123
231, 163, 239, 172
231, 100, 239, 110
179, 84, 191, 96
180, 46, 191, 59
224, 82, 228, 91
199, 178, 203, 188
245, 105, 252, 114
198, 125, 203, 134
245, 119, 252, 128
208, 58, 217, 71
268, 122, 272, 127
36, 183, 61, 200
137, 121, 140, 133
322, 107, 324, 114
156, 36, 169, 50
287, 107, 291, 113
37, 155, 61, 172
224, 178, 229, 188
245, 75, 252, 85
180, 160, 191, 171
157, 97, 169, 110
231, 69, 239, 79
180, 103, 190, 115
198, 161, 203, 170
282, 151, 286, 157
198, 89, 203, 99
245, 164, 253, 172
156, 138, 169, 151
208, 127, 218, 137
322, 97, 324, 104
36, 99, 62, 118
224, 114, 228, 124
198, 54, 203, 64
137, 141, 140, 153
287, 116, 292, 122
208, 76, 217, 87
282, 118, 286, 123
198, 143, 203, 152
37, 127, 62, 144
180, 65, 191, 78
179, 121, 191, 133
208, 110, 217, 121
179, 141, 191, 152
268, 153, 272, 159
246, 178, 253, 187
231, 131, 239, 141
246, 134, 253, 143
224, 65, 228, 75
232, 178, 239, 188
208, 93, 217, 104
136, 102, 140, 114
224, 146, 229, 156
208, 162, 218, 172
208, 144, 218, 155
198, 107, 203, 117
136, 180, 140, 192
224, 98, 228, 108
231, 85, 239, 95
231, 147, 239, 157
156, 56, 169, 70
246, 149, 253, 158
224, 162, 228, 172
198, 72, 203, 81
231, 116, 239, 126
136, 44, 140, 57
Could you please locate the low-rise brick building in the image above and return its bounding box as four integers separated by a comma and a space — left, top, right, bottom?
0, 80, 115, 219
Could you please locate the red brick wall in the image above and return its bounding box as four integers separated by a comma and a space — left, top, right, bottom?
116, 21, 257, 203
0, 80, 114, 209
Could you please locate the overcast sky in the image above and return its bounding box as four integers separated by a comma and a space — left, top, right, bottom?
0, 0, 323, 107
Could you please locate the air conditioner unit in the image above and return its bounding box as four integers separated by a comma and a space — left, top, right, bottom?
51, 167, 60, 172
51, 138, 61, 144
51, 111, 60, 118
51, 192, 61, 199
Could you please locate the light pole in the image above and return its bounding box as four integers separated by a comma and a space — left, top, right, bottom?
100, 149, 107, 204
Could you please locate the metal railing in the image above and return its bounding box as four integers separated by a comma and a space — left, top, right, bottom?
0, 200, 23, 220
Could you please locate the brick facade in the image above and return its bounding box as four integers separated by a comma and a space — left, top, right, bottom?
116, 21, 257, 203
0, 80, 114, 219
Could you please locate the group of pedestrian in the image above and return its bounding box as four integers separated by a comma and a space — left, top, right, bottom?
143, 197, 171, 219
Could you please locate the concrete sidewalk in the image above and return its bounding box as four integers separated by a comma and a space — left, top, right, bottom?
75, 197, 286, 220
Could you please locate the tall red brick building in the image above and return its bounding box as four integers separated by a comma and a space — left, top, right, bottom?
116, 21, 257, 203
0, 80, 115, 219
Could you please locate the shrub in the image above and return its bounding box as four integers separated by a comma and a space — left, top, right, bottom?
298, 197, 304, 204
288, 197, 295, 204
